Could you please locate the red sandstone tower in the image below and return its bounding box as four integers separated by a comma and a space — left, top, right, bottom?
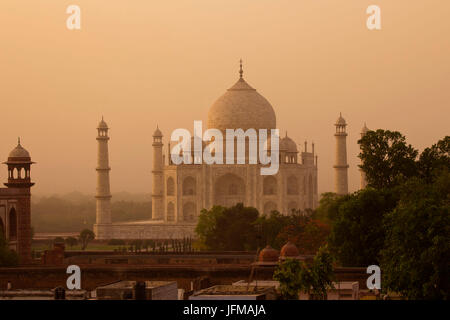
2, 139, 34, 264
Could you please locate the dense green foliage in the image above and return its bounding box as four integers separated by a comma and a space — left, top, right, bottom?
274, 246, 334, 300
322, 133, 450, 299
381, 172, 450, 300
328, 188, 398, 266
196, 204, 259, 251
358, 129, 418, 189
196, 204, 330, 252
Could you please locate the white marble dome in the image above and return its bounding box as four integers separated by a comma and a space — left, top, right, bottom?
207, 77, 276, 132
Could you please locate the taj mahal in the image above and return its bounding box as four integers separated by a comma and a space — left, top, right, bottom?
94, 63, 360, 240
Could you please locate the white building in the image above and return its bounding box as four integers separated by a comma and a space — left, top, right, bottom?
94, 64, 319, 239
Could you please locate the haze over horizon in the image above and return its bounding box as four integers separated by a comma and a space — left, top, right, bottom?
1, 1, 449, 197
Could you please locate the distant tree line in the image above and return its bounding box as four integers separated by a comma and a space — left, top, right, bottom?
31, 198, 151, 232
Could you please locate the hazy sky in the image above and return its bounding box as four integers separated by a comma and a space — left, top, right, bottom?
1, 1, 449, 196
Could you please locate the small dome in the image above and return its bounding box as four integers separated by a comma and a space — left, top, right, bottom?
258, 245, 279, 262
153, 126, 162, 137
280, 135, 297, 153
335, 113, 346, 126
9, 141, 30, 158
98, 117, 108, 129
280, 241, 299, 258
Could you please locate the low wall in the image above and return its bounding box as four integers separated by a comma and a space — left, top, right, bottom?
0, 264, 368, 292
65, 253, 256, 266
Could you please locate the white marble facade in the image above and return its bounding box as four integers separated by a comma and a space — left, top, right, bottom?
95, 67, 319, 239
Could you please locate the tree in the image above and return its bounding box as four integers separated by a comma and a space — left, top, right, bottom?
381, 172, 450, 300
65, 236, 78, 248
0, 230, 18, 267
274, 246, 334, 300
313, 192, 341, 222
358, 129, 418, 189
328, 188, 398, 266
79, 229, 95, 250
418, 136, 450, 182
195, 203, 259, 251
256, 211, 290, 249
195, 205, 226, 250
273, 258, 302, 299
276, 213, 330, 255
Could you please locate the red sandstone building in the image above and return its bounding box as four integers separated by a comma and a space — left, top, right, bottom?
0, 139, 34, 264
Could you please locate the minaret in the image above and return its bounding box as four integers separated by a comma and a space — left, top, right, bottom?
94, 117, 112, 239
360, 123, 369, 189
152, 126, 164, 220
333, 113, 349, 195
4, 138, 35, 263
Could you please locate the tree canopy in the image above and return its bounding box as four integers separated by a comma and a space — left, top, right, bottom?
323, 132, 450, 299
196, 204, 259, 251
328, 188, 398, 266
196, 204, 330, 253
79, 229, 95, 250
274, 245, 334, 300
381, 171, 450, 300
358, 129, 418, 189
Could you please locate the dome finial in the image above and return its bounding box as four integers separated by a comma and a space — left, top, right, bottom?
18, 137, 21, 146
239, 59, 243, 79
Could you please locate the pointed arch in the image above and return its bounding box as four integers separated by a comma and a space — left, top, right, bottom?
263, 176, 277, 195
182, 176, 196, 196
287, 175, 299, 195
308, 174, 313, 209
166, 177, 175, 196
9, 207, 17, 240
183, 202, 196, 222
0, 217, 4, 239
166, 202, 175, 221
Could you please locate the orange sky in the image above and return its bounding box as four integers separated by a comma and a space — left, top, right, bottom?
0, 1, 449, 196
